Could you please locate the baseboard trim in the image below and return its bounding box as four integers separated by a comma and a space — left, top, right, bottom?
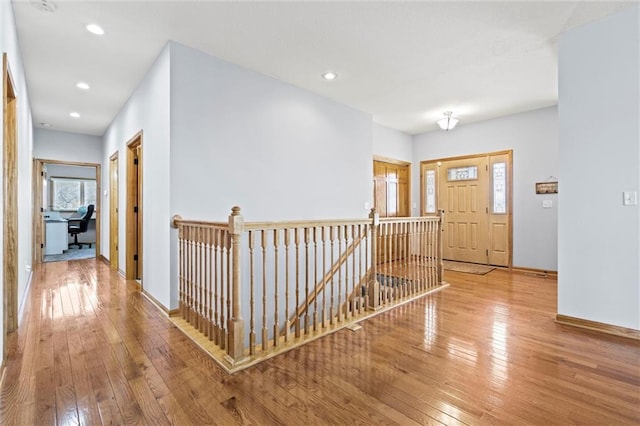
511, 266, 557, 278
168, 308, 179, 317
17, 269, 34, 327
141, 290, 171, 317
555, 314, 640, 340
99, 255, 110, 266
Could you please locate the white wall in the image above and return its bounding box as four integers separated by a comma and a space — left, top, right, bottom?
373, 123, 412, 163
558, 6, 639, 330
34, 128, 102, 163
412, 106, 559, 270
1, 0, 35, 358
168, 42, 373, 307
102, 44, 171, 305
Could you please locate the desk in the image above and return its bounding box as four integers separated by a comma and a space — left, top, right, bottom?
45, 219, 68, 255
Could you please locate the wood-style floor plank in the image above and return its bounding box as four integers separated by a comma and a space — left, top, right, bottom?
0, 259, 638, 425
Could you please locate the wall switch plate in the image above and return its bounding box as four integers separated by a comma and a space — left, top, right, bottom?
623, 191, 638, 206
542, 200, 553, 209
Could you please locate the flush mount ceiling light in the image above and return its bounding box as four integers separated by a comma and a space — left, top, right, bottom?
69, 112, 80, 118
322, 71, 338, 81
437, 111, 459, 131
86, 24, 105, 35
76, 82, 90, 90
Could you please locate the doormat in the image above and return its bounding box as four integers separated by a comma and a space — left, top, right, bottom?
443, 260, 495, 275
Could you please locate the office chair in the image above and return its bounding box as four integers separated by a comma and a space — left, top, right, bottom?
68, 204, 95, 249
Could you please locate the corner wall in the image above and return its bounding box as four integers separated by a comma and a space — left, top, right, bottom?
168, 42, 373, 308
102, 44, 171, 307
558, 6, 640, 330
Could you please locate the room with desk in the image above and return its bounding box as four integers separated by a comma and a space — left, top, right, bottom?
42, 163, 97, 260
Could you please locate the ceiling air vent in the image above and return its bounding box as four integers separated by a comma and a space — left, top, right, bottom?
30, 0, 57, 13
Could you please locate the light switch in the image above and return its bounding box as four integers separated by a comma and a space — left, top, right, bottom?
623, 191, 638, 206
542, 200, 553, 209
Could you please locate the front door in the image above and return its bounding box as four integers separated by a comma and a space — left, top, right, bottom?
421, 150, 512, 267
440, 157, 489, 264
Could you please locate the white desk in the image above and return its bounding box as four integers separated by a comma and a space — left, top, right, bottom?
45, 219, 68, 255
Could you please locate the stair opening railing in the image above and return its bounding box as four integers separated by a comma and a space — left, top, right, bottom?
171, 207, 445, 372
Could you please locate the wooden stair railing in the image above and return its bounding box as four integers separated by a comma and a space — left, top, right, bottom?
287, 230, 368, 333
171, 207, 446, 373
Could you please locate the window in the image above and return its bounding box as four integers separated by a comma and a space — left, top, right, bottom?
425, 170, 436, 213
51, 177, 96, 211
447, 165, 478, 181
492, 162, 507, 214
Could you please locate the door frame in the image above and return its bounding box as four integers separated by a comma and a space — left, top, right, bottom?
373, 155, 412, 217
32, 158, 102, 264
3, 53, 18, 350
126, 131, 143, 283
420, 149, 513, 267
109, 152, 119, 271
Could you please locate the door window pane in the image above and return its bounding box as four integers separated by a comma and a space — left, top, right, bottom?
447, 166, 477, 181
425, 170, 436, 213
492, 162, 507, 214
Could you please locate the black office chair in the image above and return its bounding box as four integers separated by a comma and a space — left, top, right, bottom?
68, 204, 95, 249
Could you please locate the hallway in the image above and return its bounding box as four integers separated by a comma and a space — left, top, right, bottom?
0, 259, 638, 425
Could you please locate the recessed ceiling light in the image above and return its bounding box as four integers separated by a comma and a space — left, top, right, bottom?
70, 112, 80, 118
322, 72, 338, 81
40, 122, 52, 127
76, 82, 90, 90
86, 24, 105, 35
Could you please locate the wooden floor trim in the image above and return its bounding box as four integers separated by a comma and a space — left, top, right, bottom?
141, 289, 170, 317
555, 314, 640, 340
509, 266, 557, 277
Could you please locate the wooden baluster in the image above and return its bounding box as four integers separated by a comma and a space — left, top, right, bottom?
207, 228, 213, 340
284, 229, 291, 342
357, 224, 363, 315
351, 224, 356, 317
213, 230, 220, 346
405, 221, 411, 298
294, 228, 301, 338
336, 226, 342, 323
261, 230, 268, 351
248, 230, 255, 355
188, 226, 195, 325
429, 219, 435, 287
364, 223, 370, 310
321, 226, 327, 328
343, 225, 349, 321
312, 227, 318, 332
227, 206, 245, 362
199, 226, 204, 333
220, 231, 228, 350
304, 228, 310, 335
178, 225, 184, 318
368, 209, 380, 310
329, 226, 336, 325
418, 220, 424, 292
437, 211, 444, 285
273, 229, 280, 347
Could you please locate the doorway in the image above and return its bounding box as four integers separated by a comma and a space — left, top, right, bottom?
126, 132, 142, 282
420, 150, 512, 267
373, 157, 411, 263
3, 53, 18, 348
32, 159, 101, 264
109, 152, 119, 271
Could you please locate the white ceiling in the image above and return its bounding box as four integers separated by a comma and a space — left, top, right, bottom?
12, 1, 635, 136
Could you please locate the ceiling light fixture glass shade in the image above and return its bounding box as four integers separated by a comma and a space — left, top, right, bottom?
437, 111, 459, 131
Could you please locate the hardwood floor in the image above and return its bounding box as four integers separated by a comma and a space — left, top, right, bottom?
1, 259, 638, 425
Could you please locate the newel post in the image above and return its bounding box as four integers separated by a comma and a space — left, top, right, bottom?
368, 208, 381, 310
437, 209, 444, 284
227, 206, 246, 363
